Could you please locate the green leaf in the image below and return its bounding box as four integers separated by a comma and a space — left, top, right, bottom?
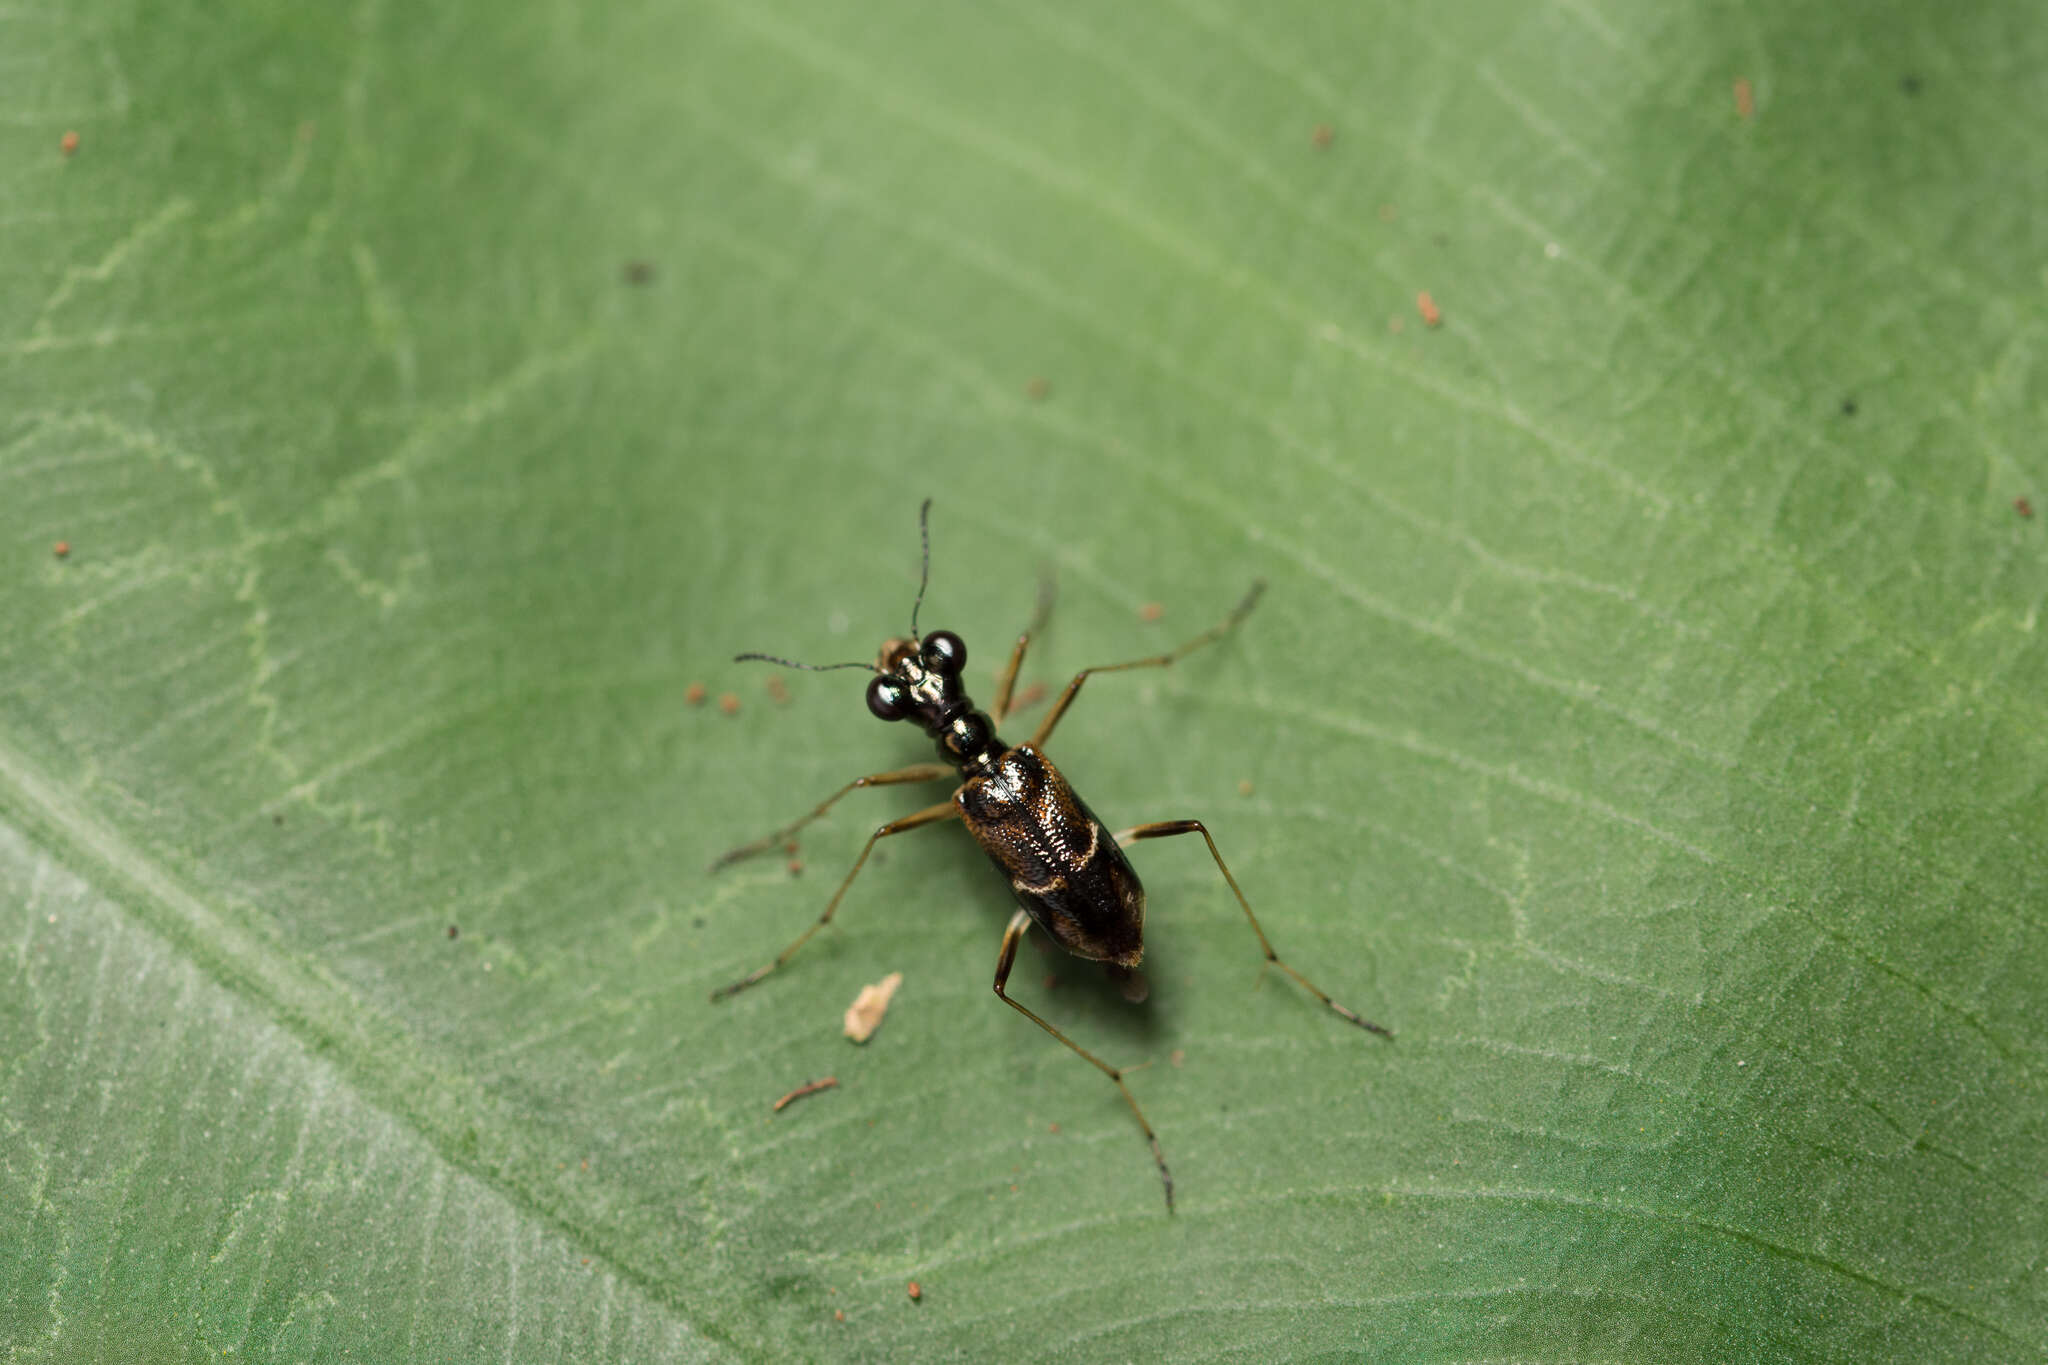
5, 0, 2045, 1359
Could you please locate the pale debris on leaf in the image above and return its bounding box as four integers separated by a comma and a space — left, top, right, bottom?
844, 971, 904, 1043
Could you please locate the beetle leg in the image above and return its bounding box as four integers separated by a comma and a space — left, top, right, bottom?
991, 572, 1057, 726
1117, 819, 1392, 1039
1030, 580, 1263, 752
706, 764, 954, 872
710, 799, 959, 1001
993, 909, 1175, 1213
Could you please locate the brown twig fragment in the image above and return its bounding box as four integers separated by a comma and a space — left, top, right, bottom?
771, 1076, 839, 1113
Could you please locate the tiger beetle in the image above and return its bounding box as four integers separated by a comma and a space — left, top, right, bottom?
708, 500, 1390, 1212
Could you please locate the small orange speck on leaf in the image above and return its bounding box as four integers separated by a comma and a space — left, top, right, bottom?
59, 131, 79, 157
1416, 291, 1443, 328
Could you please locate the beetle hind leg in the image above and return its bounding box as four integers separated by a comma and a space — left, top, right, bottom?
1117, 819, 1392, 1039
994, 910, 1175, 1213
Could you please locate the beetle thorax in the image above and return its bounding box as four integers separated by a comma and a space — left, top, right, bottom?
872, 634, 1007, 773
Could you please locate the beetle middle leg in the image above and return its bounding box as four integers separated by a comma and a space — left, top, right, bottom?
1030, 580, 1264, 751
994, 909, 1176, 1212
711, 799, 959, 1001
706, 763, 954, 872
1117, 819, 1393, 1039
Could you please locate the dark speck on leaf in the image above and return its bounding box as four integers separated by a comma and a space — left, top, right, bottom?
1900, 74, 1922, 95
692, 917, 706, 930
623, 260, 655, 285
1840, 398, 1857, 417
447, 925, 460, 940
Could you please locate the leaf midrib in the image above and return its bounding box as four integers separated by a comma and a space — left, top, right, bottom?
0, 729, 738, 1355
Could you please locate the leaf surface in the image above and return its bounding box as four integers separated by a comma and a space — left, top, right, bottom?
4, 1, 2045, 1359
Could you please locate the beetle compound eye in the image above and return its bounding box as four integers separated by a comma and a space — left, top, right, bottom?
866, 677, 910, 721
921, 630, 966, 677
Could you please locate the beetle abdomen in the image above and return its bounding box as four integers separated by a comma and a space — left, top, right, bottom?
956, 744, 1145, 965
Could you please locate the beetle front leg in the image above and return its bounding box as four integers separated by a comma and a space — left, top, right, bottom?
991, 572, 1057, 726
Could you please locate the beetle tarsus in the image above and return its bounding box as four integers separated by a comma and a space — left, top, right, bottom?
1330, 1000, 1395, 1039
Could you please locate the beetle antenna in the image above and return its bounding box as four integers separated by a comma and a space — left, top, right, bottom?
732, 653, 878, 673
908, 497, 934, 643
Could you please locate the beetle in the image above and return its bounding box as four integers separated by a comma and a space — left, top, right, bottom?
708, 501, 1389, 1210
